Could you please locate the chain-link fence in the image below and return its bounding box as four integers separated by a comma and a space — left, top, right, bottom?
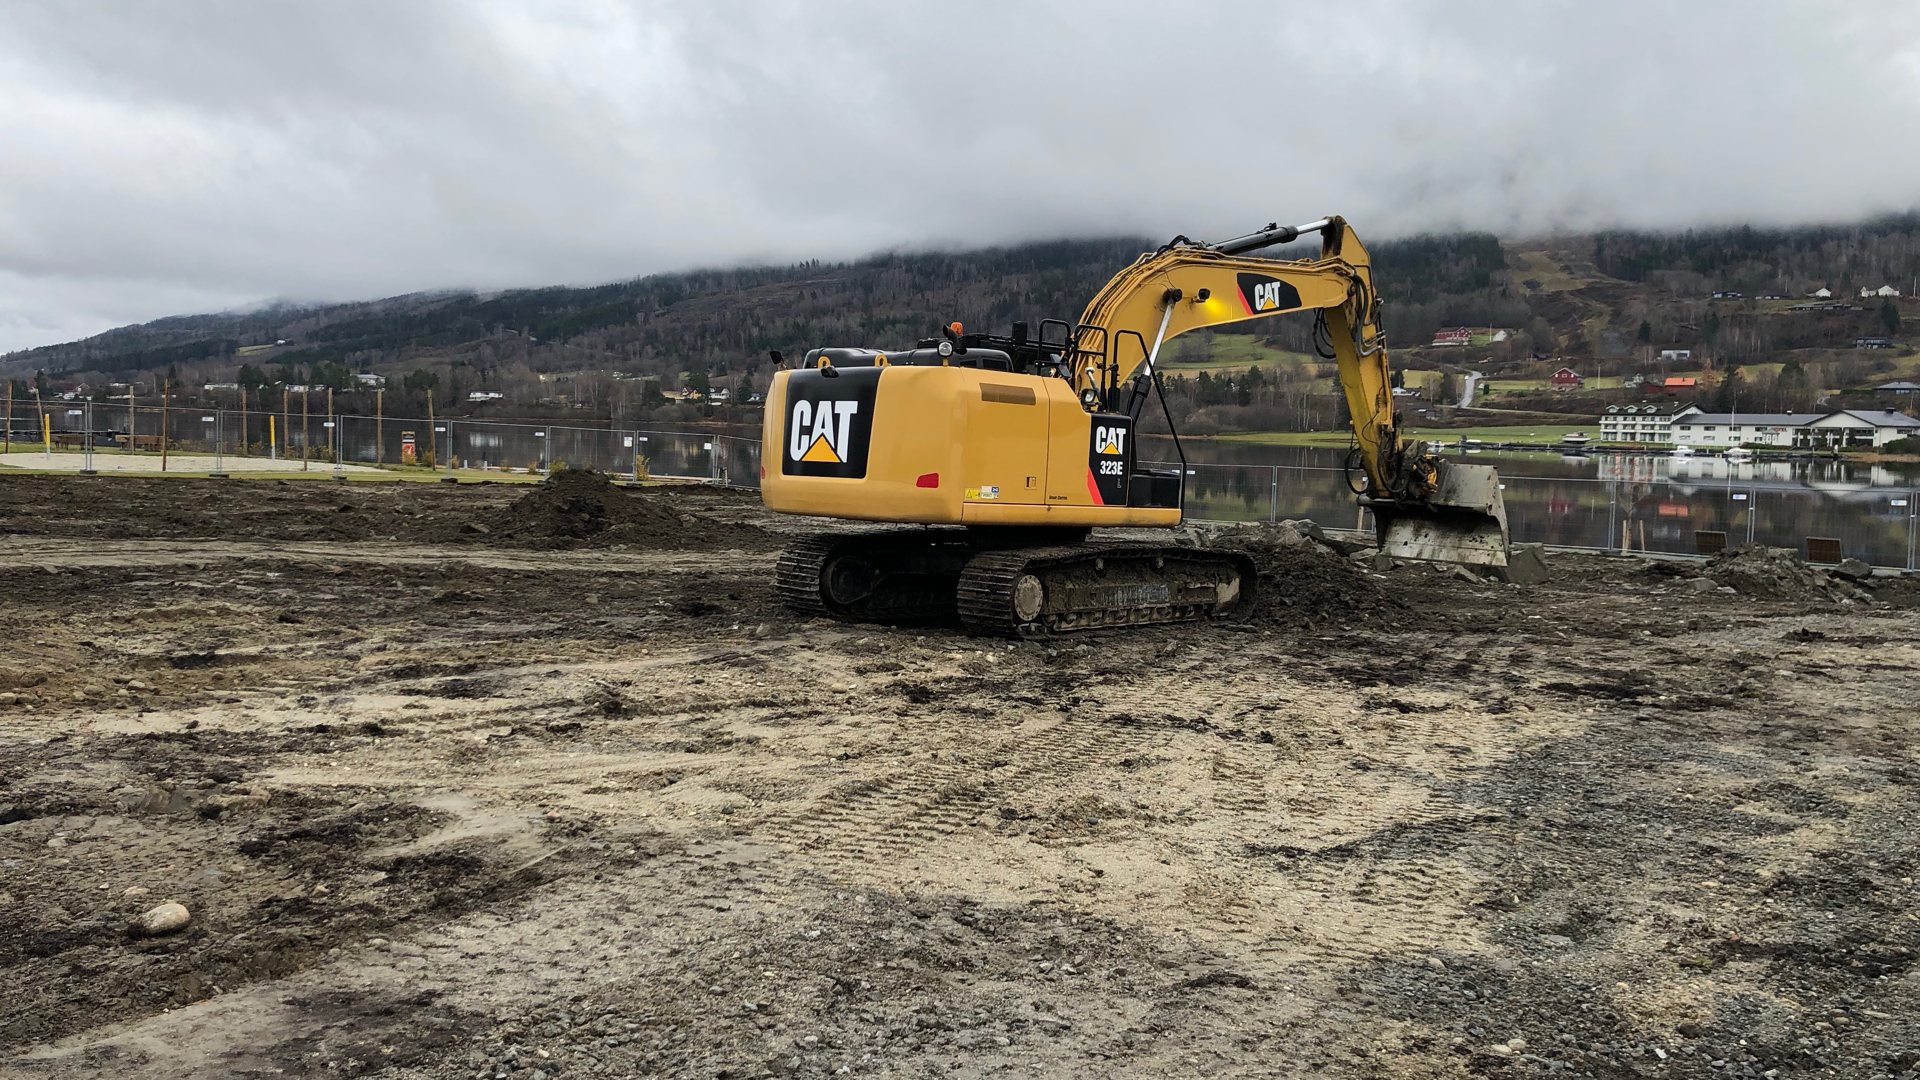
12, 404, 1918, 570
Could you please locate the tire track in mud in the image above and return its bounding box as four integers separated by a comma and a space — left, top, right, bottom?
762, 708, 1170, 864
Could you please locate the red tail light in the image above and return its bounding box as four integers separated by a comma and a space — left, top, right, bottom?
915, 472, 939, 488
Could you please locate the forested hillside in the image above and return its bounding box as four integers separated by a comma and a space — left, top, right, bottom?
6, 215, 1916, 428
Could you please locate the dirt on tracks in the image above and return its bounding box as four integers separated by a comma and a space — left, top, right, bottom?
1, 474, 1918, 1079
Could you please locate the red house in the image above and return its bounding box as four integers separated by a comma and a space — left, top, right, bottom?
1550, 367, 1584, 388
1430, 328, 1474, 347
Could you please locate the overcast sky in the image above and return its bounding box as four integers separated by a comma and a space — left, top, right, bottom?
3, 1, 1918, 354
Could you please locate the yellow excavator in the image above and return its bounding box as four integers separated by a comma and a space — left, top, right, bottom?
759, 215, 1509, 635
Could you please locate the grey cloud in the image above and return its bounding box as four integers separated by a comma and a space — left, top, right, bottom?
2, 0, 1917, 352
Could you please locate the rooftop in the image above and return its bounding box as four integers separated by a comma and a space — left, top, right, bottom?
1674, 412, 1827, 427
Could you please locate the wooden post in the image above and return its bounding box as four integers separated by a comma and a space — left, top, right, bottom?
426, 395, 437, 469
281, 387, 290, 464
41, 412, 51, 458
4, 381, 10, 455
375, 387, 384, 464
239, 385, 249, 457
326, 387, 334, 463
126, 383, 135, 454
160, 378, 170, 472
301, 389, 310, 471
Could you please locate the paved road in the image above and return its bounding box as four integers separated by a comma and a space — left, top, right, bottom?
1459, 370, 1484, 407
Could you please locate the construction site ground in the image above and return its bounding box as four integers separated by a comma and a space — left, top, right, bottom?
2, 473, 1917, 1080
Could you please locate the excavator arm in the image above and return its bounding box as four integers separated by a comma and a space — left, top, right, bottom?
1069, 216, 1510, 569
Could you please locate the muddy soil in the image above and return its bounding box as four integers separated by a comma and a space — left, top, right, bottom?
2, 475, 1918, 1079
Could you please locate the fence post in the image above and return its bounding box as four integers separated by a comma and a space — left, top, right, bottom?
1746, 489, 1757, 547
1606, 479, 1618, 553
1908, 491, 1918, 572
1269, 465, 1279, 523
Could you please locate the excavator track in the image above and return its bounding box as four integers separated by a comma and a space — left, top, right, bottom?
775, 529, 978, 623
956, 544, 1257, 637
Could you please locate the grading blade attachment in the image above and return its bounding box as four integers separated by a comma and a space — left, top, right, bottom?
1373, 462, 1511, 573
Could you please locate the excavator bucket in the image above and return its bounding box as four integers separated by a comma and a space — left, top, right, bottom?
1376, 462, 1511, 573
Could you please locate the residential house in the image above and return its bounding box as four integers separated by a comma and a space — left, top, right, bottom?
1657, 348, 1692, 362
1874, 380, 1920, 398
1853, 337, 1896, 350
1648, 376, 1698, 395
1549, 367, 1584, 388
1429, 328, 1473, 347
1810, 287, 1833, 299
1859, 285, 1902, 298
353, 373, 387, 388
466, 391, 505, 402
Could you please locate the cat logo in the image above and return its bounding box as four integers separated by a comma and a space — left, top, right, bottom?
1236, 272, 1302, 315
789, 399, 858, 464
781, 366, 879, 478
1093, 424, 1127, 457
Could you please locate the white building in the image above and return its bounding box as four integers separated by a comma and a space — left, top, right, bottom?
1859, 285, 1902, 298
1668, 408, 1826, 447
1599, 402, 1695, 443
1802, 409, 1920, 448
353, 373, 387, 388
1657, 348, 1692, 362
1667, 406, 1920, 449
1810, 287, 1832, 298
466, 391, 505, 402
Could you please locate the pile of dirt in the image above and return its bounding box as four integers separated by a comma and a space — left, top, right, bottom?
1696, 546, 1875, 602
1205, 520, 1403, 626
471, 468, 769, 550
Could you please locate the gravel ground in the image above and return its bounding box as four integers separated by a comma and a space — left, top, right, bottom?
1, 473, 1917, 1079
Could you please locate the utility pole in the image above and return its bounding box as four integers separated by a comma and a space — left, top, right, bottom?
326, 387, 334, 463
126, 383, 135, 454
375, 387, 384, 464
239, 385, 250, 457
301, 389, 310, 471
4, 381, 10, 455
426, 394, 437, 469
281, 386, 290, 461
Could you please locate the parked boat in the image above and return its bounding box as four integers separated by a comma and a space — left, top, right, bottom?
1559, 432, 1593, 448
1724, 446, 1753, 461
1671, 445, 1695, 457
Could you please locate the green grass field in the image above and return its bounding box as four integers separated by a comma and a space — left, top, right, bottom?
1218, 423, 1590, 447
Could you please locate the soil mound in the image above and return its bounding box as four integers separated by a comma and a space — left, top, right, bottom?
475, 469, 767, 550
1699, 546, 1872, 602
1206, 521, 1402, 626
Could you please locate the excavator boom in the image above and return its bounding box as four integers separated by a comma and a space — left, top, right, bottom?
1065, 216, 1510, 573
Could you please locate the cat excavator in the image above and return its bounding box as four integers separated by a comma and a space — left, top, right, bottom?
759, 214, 1509, 635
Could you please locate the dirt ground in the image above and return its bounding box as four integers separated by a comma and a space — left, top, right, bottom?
2, 472, 1918, 1080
